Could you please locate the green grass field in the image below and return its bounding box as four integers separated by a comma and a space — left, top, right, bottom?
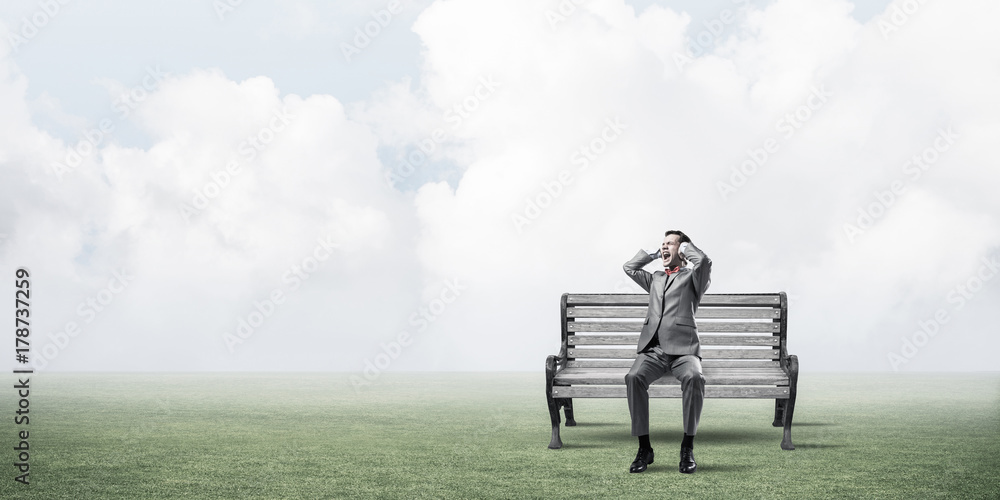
2, 372, 998, 499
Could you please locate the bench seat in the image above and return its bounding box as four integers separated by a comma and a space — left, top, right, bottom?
554, 367, 790, 386
545, 292, 799, 450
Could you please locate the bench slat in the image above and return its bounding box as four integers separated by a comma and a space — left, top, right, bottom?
567, 348, 778, 359
568, 322, 779, 333
565, 359, 781, 369
566, 294, 781, 307
554, 372, 788, 386
551, 385, 790, 398
556, 368, 785, 376
559, 371, 787, 378
567, 307, 780, 319
568, 334, 780, 346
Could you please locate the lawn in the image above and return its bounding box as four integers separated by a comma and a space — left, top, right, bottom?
2, 372, 998, 499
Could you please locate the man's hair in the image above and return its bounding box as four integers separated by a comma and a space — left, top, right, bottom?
664, 230, 691, 244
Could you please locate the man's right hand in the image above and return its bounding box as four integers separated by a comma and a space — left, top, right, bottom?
648, 249, 662, 260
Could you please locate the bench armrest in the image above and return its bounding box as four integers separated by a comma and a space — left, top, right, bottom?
548, 350, 567, 372
555, 293, 571, 371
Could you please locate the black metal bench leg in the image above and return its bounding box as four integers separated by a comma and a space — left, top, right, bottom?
564, 398, 576, 426
781, 355, 799, 450
772, 399, 785, 427
545, 355, 563, 449
547, 397, 563, 449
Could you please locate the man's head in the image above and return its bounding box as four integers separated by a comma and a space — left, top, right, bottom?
661, 230, 691, 269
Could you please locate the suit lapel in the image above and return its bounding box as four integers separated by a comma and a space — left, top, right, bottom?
663, 270, 679, 292
657, 272, 675, 314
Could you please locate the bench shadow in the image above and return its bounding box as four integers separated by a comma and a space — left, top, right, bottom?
694, 463, 753, 473
574, 428, 777, 444
562, 422, 842, 450
552, 443, 606, 449
664, 429, 776, 444
788, 443, 845, 449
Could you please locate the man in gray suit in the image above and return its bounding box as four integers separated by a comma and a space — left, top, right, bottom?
622, 230, 711, 474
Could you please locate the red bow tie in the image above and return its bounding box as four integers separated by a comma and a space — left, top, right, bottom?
665, 266, 681, 276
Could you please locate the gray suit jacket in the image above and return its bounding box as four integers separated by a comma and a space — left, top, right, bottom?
623, 242, 712, 356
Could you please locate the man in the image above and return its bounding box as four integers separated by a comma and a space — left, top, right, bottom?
622, 230, 711, 474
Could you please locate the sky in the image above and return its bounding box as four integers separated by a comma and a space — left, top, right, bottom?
1, 0, 998, 375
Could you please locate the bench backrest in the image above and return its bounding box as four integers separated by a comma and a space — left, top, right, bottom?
560, 293, 788, 369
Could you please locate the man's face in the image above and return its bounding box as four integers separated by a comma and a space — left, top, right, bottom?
661, 234, 683, 269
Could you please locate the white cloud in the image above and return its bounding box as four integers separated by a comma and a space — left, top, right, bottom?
1, 0, 998, 373
1, 57, 425, 371
387, 0, 1000, 371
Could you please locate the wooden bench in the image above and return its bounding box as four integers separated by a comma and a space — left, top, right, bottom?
545, 292, 799, 450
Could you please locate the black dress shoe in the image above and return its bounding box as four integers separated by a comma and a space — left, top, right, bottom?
629, 447, 654, 473
679, 447, 696, 474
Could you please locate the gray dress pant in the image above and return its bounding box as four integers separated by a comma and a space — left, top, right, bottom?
625, 346, 705, 437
